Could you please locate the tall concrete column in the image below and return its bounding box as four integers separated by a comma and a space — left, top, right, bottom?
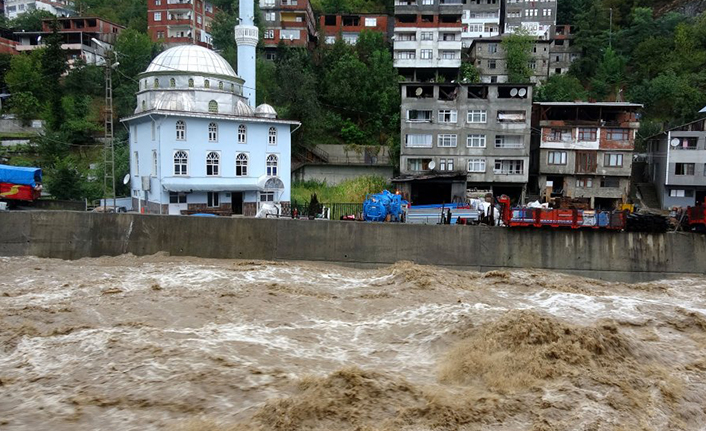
234, 0, 258, 107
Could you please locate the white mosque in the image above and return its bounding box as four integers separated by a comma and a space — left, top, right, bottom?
122, 0, 296, 216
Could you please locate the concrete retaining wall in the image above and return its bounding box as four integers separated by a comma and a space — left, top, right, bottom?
1, 211, 705, 281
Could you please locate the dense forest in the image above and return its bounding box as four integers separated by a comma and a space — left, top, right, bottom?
1, 0, 706, 200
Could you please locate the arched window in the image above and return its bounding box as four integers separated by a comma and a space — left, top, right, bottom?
173, 150, 188, 176
206, 151, 220, 176
141, 100, 146, 111
153, 78, 159, 88
208, 122, 218, 142
236, 153, 248, 176
176, 120, 186, 140
208, 100, 218, 113
218, 81, 224, 90
266, 154, 278, 176
169, 78, 176, 88
231, 83, 235, 92
237, 124, 246, 144
204, 79, 210, 88
268, 127, 277, 145
188, 78, 194, 88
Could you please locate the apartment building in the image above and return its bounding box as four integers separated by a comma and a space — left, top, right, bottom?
147, 0, 216, 49
260, 0, 317, 59
394, 82, 533, 204
548, 25, 579, 76
4, 0, 73, 19
503, 0, 556, 38
461, 0, 500, 47
646, 114, 706, 209
535, 102, 642, 209
393, 0, 463, 80
14, 17, 124, 67
320, 14, 391, 45
469, 37, 550, 83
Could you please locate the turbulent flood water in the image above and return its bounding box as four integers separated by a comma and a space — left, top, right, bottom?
1, 255, 706, 431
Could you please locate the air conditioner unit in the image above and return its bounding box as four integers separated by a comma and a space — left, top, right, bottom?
141, 176, 151, 191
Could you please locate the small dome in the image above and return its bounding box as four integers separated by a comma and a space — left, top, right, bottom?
153, 92, 195, 112
234, 100, 254, 116
255, 103, 277, 119
146, 45, 238, 78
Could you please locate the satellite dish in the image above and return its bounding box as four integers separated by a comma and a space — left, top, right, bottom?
122, 173, 130, 185
510, 88, 518, 97
518, 88, 527, 97
428, 161, 436, 170
415, 87, 423, 96
670, 138, 681, 147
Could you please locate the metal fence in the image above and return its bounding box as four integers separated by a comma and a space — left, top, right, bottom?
287, 201, 363, 220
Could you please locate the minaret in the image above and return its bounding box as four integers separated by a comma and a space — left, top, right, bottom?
234, 0, 258, 107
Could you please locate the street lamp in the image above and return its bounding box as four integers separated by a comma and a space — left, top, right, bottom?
92, 38, 119, 210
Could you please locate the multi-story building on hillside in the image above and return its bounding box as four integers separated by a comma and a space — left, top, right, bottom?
260, 0, 317, 59
320, 13, 391, 44
4, 0, 73, 19
393, 0, 463, 81
469, 37, 550, 83
14, 17, 123, 68
394, 82, 533, 204
461, 0, 500, 47
503, 0, 556, 38
147, 0, 216, 49
548, 25, 579, 77
534, 102, 642, 209
646, 113, 706, 209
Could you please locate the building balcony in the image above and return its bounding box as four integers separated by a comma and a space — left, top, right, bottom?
281, 20, 307, 28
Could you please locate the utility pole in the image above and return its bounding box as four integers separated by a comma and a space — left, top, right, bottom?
609, 8, 613, 49
94, 38, 117, 210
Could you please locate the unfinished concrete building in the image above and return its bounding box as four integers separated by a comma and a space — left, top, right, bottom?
534, 102, 642, 209
503, 0, 556, 38
320, 14, 392, 44
469, 37, 550, 83
548, 25, 579, 77
394, 82, 533, 205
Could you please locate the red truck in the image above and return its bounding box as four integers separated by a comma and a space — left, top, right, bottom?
0, 164, 43, 204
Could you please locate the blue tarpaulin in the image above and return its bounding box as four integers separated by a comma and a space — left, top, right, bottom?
0, 164, 42, 187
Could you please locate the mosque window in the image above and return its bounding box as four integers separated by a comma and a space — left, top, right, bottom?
208, 122, 218, 142
218, 81, 224, 90
206, 151, 220, 176
204, 79, 210, 88
142, 100, 146, 111
208, 100, 218, 113
173, 150, 188, 175
176, 120, 186, 140
238, 125, 246, 144
231, 83, 235, 92
154, 78, 159, 88
188, 78, 194, 87
268, 127, 277, 145
169, 78, 176, 88
266, 154, 278, 176
236, 153, 248, 176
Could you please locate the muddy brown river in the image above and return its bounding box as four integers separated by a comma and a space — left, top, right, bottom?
1, 255, 705, 430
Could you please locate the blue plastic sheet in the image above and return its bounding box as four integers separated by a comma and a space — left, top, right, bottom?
0, 164, 42, 187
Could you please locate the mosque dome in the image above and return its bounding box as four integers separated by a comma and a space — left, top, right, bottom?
153, 92, 195, 112
235, 100, 254, 117
145, 45, 238, 78
255, 103, 277, 119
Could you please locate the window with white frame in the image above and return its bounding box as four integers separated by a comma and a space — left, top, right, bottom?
407, 109, 432, 122
467, 110, 487, 123
405, 134, 433, 148
547, 151, 567, 165
438, 110, 457, 123
494, 159, 524, 175
420, 32, 433, 40
238, 124, 246, 144
176, 120, 186, 140
576, 177, 593, 188
264, 29, 274, 39
206, 151, 220, 176
495, 135, 523, 148
407, 158, 432, 171
236, 153, 248, 176
266, 154, 278, 176
439, 158, 454, 171
670, 189, 686, 197
420, 49, 433, 59
152, 151, 157, 176
604, 153, 623, 167
467, 134, 486, 148
208, 122, 218, 142
268, 127, 277, 145
266, 12, 276, 20
468, 158, 486, 172
259, 191, 275, 202
169, 192, 187, 204
207, 192, 220, 207
133, 151, 139, 176
437, 134, 457, 147
154, 12, 162, 21
281, 29, 300, 40
173, 150, 188, 176
365, 17, 377, 26
395, 51, 416, 59
675, 163, 695, 176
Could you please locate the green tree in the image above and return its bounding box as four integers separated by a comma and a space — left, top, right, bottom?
5, 50, 45, 100
112, 29, 160, 117
9, 9, 54, 31
44, 156, 86, 200
460, 61, 480, 83
9, 92, 41, 126
41, 19, 68, 131
501, 32, 534, 83
535, 74, 588, 102
590, 47, 626, 101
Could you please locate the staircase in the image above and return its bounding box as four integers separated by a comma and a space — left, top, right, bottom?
291, 146, 330, 172
637, 183, 661, 210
